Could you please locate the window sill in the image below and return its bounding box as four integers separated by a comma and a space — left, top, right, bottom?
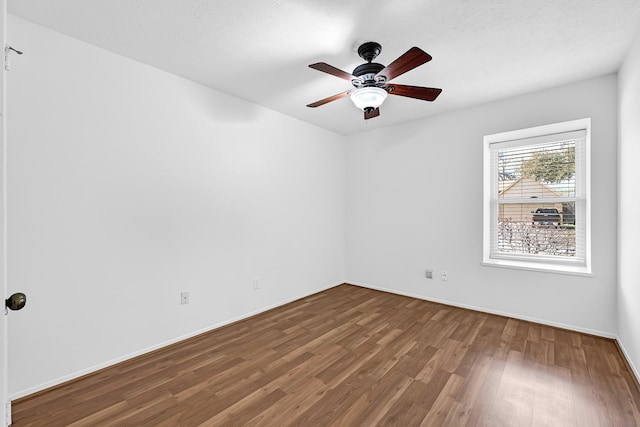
482, 257, 593, 276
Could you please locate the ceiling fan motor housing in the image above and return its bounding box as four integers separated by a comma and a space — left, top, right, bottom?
352, 62, 385, 88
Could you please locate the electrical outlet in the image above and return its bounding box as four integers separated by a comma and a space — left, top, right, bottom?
441, 271, 448, 281
253, 277, 260, 290
425, 269, 433, 279
181, 292, 189, 304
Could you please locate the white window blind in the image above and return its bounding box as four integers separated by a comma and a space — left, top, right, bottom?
483, 119, 591, 275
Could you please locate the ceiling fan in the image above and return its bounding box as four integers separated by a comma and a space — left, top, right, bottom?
307, 41, 442, 120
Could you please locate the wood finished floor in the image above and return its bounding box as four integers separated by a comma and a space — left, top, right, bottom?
12, 284, 640, 426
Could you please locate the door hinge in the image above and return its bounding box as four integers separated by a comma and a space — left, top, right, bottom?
5, 401, 11, 426
4, 45, 23, 71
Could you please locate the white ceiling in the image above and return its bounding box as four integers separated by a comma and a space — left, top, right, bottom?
8, 0, 640, 135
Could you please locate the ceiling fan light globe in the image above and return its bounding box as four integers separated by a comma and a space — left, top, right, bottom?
350, 87, 387, 111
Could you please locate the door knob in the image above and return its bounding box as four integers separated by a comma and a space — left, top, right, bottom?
5, 292, 26, 311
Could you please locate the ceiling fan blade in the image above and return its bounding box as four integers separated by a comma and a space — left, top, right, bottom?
375, 47, 432, 82
309, 62, 355, 81
306, 91, 350, 108
364, 108, 380, 120
386, 84, 442, 101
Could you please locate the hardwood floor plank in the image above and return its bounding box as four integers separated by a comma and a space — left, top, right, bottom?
378, 374, 444, 425
11, 284, 640, 426
487, 351, 536, 426
243, 377, 327, 426
454, 353, 493, 407
464, 358, 508, 426
420, 373, 465, 426
330, 370, 415, 426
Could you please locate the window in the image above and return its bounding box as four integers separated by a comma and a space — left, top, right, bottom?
483, 118, 591, 275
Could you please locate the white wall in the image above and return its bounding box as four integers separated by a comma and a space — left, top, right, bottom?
618, 29, 640, 380
346, 74, 618, 336
6, 16, 346, 397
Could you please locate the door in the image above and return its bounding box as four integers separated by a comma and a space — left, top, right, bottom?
1, 0, 8, 425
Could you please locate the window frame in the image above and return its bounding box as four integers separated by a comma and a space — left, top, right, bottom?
482, 118, 592, 275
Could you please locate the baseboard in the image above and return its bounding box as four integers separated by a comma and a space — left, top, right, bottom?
347, 281, 617, 339
615, 336, 640, 390
10, 281, 344, 401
